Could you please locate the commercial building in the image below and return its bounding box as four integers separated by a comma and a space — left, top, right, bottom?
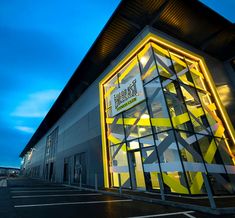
20, 0, 235, 196
0, 167, 20, 177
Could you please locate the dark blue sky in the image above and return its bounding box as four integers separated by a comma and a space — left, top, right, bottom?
1, 0, 235, 168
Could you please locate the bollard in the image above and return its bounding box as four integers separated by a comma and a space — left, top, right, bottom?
118, 173, 122, 195
95, 173, 98, 191
79, 174, 82, 189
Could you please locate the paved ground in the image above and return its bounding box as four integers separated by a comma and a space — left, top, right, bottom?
0, 177, 234, 218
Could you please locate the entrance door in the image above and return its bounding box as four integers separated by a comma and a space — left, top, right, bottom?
128, 151, 146, 190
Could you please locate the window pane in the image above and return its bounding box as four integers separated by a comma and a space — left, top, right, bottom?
104, 74, 119, 116
180, 85, 212, 134
142, 147, 160, 190
123, 101, 152, 140
185, 171, 207, 194
216, 138, 234, 165
138, 43, 158, 84
106, 113, 125, 146
153, 44, 175, 79
110, 144, 131, 188
170, 52, 194, 87
139, 135, 155, 148
186, 59, 206, 91
145, 78, 171, 133
118, 57, 140, 85
155, 130, 189, 194
175, 130, 203, 163
197, 135, 219, 163
197, 91, 225, 137
163, 79, 193, 131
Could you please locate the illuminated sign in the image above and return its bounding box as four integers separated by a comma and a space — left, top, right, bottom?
111, 74, 145, 116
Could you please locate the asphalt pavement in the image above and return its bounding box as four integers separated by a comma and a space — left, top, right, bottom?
0, 177, 234, 218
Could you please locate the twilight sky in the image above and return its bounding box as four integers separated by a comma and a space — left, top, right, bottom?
1, 0, 235, 168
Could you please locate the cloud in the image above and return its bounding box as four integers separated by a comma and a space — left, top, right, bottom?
11, 89, 61, 118
15, 126, 35, 134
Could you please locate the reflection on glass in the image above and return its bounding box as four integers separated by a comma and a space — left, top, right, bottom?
106, 113, 125, 146
186, 59, 205, 91
124, 101, 152, 140
142, 147, 160, 190
176, 130, 203, 163
138, 43, 158, 84
170, 52, 194, 86
104, 74, 119, 116
186, 171, 206, 194
139, 135, 155, 147
145, 78, 171, 133
180, 85, 211, 134
216, 138, 234, 165
196, 134, 223, 165
163, 80, 193, 132
119, 58, 140, 84
153, 45, 174, 79
110, 144, 131, 188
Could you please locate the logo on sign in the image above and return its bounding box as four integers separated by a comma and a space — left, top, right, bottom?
111, 74, 145, 117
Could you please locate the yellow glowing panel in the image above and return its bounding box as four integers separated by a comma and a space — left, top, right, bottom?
99, 31, 235, 188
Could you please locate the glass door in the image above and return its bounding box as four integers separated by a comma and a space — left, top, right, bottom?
128, 150, 146, 190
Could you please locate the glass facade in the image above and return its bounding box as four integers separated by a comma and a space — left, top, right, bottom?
101, 39, 235, 195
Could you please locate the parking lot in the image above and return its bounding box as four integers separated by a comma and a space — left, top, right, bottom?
0, 177, 233, 218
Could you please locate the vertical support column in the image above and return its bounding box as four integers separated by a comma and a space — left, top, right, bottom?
202, 173, 216, 209
118, 173, 122, 194
79, 173, 82, 189
157, 173, 165, 200
95, 173, 98, 191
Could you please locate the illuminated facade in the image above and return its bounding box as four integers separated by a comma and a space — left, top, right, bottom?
100, 33, 235, 195
20, 0, 235, 198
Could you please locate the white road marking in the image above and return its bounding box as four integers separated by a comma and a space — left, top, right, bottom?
14, 199, 133, 208
12, 193, 102, 198
127, 211, 195, 218
183, 212, 196, 218
10, 187, 69, 190
11, 189, 81, 193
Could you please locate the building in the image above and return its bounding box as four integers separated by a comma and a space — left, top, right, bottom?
0, 167, 20, 177
20, 0, 235, 196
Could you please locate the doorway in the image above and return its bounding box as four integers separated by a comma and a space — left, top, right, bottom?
128, 150, 146, 190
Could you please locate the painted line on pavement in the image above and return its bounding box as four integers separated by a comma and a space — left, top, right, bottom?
10, 187, 69, 190
14, 199, 133, 208
183, 212, 196, 218
126, 211, 195, 218
11, 189, 81, 193
12, 193, 102, 198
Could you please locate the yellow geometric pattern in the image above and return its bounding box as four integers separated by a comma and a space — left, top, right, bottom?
100, 33, 235, 194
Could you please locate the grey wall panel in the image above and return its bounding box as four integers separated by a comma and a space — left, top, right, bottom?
55, 135, 103, 186
87, 136, 104, 187
88, 106, 101, 129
